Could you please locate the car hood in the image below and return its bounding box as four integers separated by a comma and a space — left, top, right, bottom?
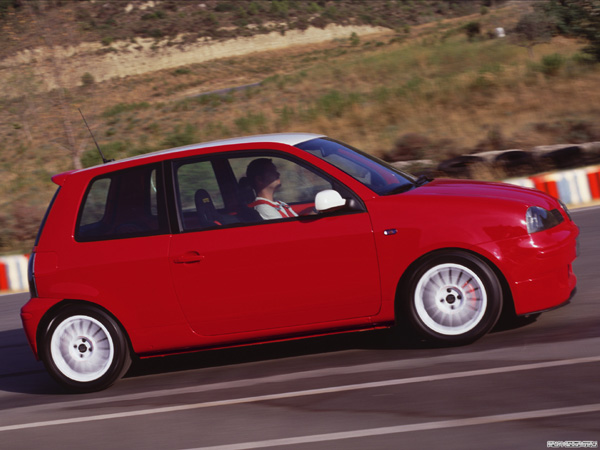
367, 177, 570, 247
414, 178, 558, 210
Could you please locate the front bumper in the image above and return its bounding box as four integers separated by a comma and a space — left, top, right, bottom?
481, 222, 579, 316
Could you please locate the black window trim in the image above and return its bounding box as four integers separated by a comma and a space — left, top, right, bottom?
33, 186, 61, 247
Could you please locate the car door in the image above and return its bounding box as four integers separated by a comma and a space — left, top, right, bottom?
168, 151, 381, 336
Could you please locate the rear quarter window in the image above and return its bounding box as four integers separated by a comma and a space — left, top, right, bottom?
76, 164, 168, 241
79, 178, 111, 227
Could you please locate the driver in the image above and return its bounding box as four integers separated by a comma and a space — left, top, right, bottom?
246, 158, 298, 220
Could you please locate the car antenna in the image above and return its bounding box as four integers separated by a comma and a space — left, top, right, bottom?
78, 108, 113, 164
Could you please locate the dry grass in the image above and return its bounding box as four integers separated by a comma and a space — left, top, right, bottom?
2, 24, 598, 169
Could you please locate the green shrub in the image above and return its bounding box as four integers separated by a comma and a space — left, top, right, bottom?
270, 0, 289, 18
201, 121, 231, 140
572, 52, 598, 67
540, 53, 565, 76
234, 112, 267, 134
469, 74, 496, 93
315, 90, 361, 118
161, 124, 197, 148
307, 2, 321, 14
81, 72, 95, 86
141, 10, 166, 20
215, 2, 236, 12
172, 67, 192, 76
247, 2, 260, 15
148, 29, 164, 39
463, 22, 481, 41
102, 102, 150, 118
276, 105, 296, 128
535, 0, 600, 61
322, 5, 339, 21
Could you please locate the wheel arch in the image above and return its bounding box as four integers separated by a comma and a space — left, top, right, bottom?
394, 247, 514, 321
36, 299, 134, 360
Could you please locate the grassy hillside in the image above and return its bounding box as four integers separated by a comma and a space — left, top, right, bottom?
0, 0, 490, 58
1, 0, 599, 254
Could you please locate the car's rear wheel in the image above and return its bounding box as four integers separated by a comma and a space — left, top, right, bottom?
402, 251, 503, 345
41, 305, 131, 392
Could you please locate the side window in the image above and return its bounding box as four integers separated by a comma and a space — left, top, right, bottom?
174, 159, 236, 231
76, 164, 167, 241
230, 156, 332, 204
176, 161, 223, 210
230, 154, 333, 221
172, 151, 356, 230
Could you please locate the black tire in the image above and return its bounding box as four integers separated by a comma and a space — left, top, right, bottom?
401, 251, 503, 345
40, 305, 132, 393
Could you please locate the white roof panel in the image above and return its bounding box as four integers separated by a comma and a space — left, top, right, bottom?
75, 133, 326, 175
142, 132, 324, 159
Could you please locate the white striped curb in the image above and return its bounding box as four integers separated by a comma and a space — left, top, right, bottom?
504, 164, 600, 207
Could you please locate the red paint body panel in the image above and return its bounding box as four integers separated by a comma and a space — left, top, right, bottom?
367, 179, 578, 318
170, 212, 381, 336
21, 134, 579, 361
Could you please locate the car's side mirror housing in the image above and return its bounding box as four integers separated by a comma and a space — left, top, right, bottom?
315, 189, 346, 213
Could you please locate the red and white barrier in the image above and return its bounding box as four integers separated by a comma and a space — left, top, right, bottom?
505, 165, 600, 207
0, 255, 29, 293
587, 166, 600, 201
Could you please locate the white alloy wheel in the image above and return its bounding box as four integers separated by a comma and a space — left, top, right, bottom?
414, 263, 488, 336
50, 315, 115, 382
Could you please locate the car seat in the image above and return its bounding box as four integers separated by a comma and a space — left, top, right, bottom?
235, 177, 262, 222
194, 189, 239, 228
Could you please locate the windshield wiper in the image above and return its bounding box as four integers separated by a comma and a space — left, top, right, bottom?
384, 183, 415, 195
415, 174, 433, 187
384, 175, 432, 196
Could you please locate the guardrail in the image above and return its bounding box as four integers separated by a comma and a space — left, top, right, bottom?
2, 164, 599, 294
505, 164, 600, 207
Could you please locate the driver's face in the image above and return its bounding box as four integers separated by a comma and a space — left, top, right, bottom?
262, 163, 281, 188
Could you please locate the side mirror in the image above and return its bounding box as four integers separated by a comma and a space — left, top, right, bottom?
315, 190, 346, 213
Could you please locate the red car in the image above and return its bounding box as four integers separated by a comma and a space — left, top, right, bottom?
21, 133, 578, 392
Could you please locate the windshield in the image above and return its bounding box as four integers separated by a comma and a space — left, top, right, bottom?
295, 138, 416, 195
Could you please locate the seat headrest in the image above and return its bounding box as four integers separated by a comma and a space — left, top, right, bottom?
195, 189, 215, 212
238, 177, 255, 205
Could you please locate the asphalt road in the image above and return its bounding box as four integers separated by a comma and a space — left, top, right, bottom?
1, 206, 599, 450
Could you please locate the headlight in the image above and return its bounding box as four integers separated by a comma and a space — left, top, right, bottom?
526, 206, 564, 234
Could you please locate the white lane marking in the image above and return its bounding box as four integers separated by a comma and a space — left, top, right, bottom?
572, 203, 600, 212
9, 337, 600, 416
1, 355, 599, 433
183, 403, 600, 450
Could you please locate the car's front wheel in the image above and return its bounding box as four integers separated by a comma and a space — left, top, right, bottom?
41, 305, 132, 392
402, 251, 503, 345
